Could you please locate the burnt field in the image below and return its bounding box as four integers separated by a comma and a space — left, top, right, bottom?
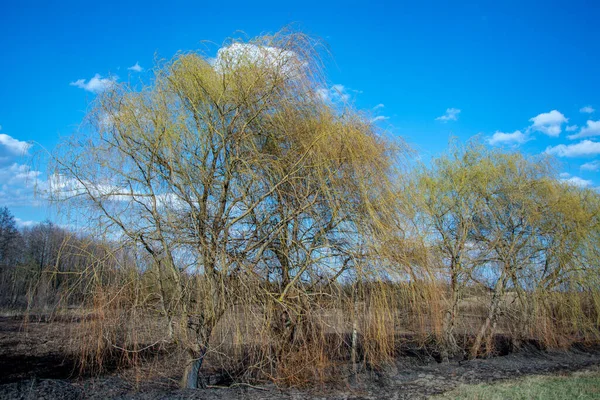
2, 314, 600, 399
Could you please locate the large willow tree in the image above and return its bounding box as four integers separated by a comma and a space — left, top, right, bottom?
51, 31, 399, 387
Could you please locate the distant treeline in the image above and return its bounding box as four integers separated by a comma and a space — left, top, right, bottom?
0, 207, 119, 309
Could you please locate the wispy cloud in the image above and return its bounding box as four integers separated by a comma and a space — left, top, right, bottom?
580, 105, 595, 114
70, 74, 118, 93
567, 120, 600, 140
127, 62, 143, 72
529, 110, 567, 137
546, 140, 600, 157
488, 130, 529, 146
436, 108, 461, 122
581, 160, 600, 171
370, 104, 389, 123
566, 125, 578, 132
370, 116, 390, 123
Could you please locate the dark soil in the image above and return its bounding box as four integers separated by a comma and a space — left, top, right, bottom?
2, 315, 600, 399
0, 315, 82, 384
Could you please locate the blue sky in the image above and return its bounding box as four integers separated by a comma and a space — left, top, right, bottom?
1, 0, 599, 225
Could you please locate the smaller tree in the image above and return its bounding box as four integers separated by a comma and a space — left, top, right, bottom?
405, 142, 492, 360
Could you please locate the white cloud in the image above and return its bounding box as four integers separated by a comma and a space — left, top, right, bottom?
4, 163, 41, 184
127, 62, 143, 72
568, 120, 600, 140
436, 108, 461, 122
48, 174, 186, 210
488, 130, 529, 146
48, 175, 129, 202
529, 110, 567, 137
0, 133, 31, 157
0, 131, 42, 207
15, 218, 36, 228
566, 125, 578, 132
70, 74, 118, 93
581, 160, 600, 171
546, 140, 600, 157
373, 104, 385, 110
580, 106, 595, 114
561, 176, 593, 188
370, 116, 390, 123
316, 84, 351, 103
315, 88, 329, 102
331, 84, 348, 98
0, 163, 43, 207
214, 43, 302, 77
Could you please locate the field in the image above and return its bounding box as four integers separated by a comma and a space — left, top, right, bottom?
2, 314, 600, 399
434, 368, 600, 400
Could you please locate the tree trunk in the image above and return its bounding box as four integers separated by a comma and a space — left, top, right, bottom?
180, 347, 207, 389
180, 311, 215, 389
470, 274, 506, 359
351, 291, 359, 373
442, 272, 460, 362
470, 311, 493, 359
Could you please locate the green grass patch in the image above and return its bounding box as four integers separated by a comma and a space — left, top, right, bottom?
434, 368, 600, 400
